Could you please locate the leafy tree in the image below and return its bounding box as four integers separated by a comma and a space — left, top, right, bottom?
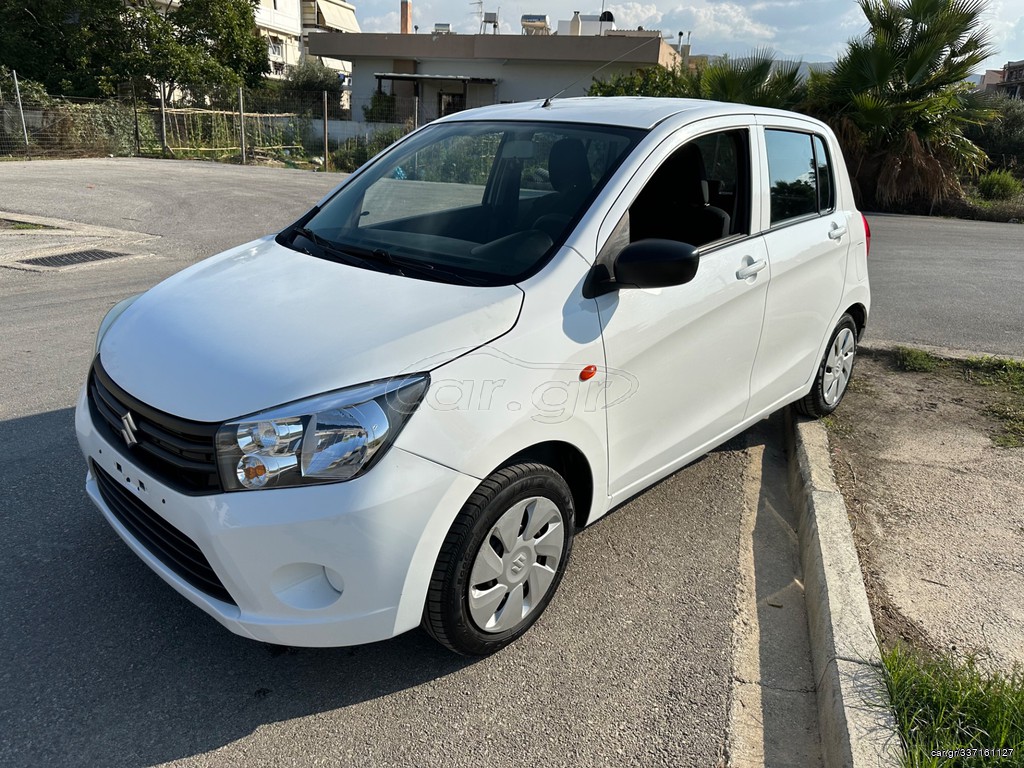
0, 0, 268, 100
171, 0, 268, 92
589, 49, 806, 110
805, 0, 995, 209
281, 59, 344, 94
0, 65, 51, 104
589, 64, 693, 98
0, 0, 128, 97
965, 93, 1024, 175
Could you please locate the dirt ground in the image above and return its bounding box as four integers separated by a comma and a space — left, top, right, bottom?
826, 347, 1024, 672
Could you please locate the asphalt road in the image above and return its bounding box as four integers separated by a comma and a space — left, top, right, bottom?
0, 159, 749, 767
2, 157, 1016, 766
864, 213, 1024, 357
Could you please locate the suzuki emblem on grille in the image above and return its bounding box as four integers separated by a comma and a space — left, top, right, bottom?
120, 412, 139, 447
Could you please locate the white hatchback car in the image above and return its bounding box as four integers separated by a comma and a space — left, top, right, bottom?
77, 97, 870, 655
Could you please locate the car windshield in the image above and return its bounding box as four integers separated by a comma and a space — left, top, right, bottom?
286, 120, 645, 285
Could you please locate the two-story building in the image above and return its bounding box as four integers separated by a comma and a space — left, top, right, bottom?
306, 27, 681, 123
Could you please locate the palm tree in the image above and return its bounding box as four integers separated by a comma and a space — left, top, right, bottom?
807, 0, 994, 209
589, 49, 806, 111
696, 50, 805, 110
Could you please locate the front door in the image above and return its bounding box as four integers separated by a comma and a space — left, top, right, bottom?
596, 127, 770, 500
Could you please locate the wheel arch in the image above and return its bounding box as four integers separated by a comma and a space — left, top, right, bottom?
844, 302, 868, 340
499, 441, 595, 531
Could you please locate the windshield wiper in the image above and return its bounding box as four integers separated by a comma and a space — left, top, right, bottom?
291, 227, 483, 286
291, 228, 409, 278
335, 241, 485, 287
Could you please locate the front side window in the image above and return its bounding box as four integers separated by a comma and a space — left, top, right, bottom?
288, 120, 644, 285
765, 129, 836, 225
627, 129, 750, 249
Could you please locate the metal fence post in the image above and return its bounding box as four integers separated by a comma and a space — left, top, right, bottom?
238, 87, 246, 164
12, 69, 30, 150
158, 82, 169, 154
413, 95, 419, 130
131, 82, 141, 156
323, 90, 329, 172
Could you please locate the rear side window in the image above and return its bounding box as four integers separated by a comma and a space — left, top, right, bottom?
813, 135, 835, 212
765, 129, 836, 225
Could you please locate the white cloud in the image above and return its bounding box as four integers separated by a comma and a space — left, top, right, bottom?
605, 3, 664, 30
361, 1, 437, 33
665, 1, 775, 43
361, 10, 400, 32
985, 13, 1024, 69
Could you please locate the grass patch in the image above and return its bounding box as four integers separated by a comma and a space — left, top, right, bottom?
893, 346, 941, 372
984, 404, 1024, 447
938, 195, 1024, 224
887, 350, 1024, 448
961, 357, 1024, 394
820, 414, 852, 436
883, 644, 1024, 767
959, 357, 1024, 447
0, 219, 50, 230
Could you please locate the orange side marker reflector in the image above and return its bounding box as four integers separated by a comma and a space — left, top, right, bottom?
580, 365, 598, 381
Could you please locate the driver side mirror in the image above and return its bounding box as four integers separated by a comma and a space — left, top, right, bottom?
583, 239, 701, 298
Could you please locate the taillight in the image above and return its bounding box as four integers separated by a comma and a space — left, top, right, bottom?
862, 214, 871, 256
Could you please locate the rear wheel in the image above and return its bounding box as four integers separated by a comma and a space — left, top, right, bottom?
422, 463, 574, 655
796, 314, 858, 418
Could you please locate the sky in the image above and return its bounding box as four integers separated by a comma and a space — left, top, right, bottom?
356, 0, 1024, 72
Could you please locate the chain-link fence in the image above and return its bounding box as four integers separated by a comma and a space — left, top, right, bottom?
1, 83, 498, 172
1, 96, 141, 158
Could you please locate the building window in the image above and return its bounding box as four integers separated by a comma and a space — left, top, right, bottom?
438, 92, 466, 118
268, 36, 283, 58
272, 61, 286, 75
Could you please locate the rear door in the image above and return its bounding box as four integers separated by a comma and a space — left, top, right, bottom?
746, 119, 851, 416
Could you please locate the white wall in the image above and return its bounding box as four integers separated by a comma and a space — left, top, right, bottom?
348, 57, 647, 121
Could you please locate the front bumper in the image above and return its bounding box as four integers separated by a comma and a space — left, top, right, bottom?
74, 385, 479, 647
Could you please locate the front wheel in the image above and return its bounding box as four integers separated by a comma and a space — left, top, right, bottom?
796, 314, 858, 418
422, 463, 574, 655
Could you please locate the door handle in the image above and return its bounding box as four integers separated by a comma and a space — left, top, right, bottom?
736, 259, 767, 280
828, 223, 848, 241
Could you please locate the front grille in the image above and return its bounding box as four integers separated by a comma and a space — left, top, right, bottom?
93, 462, 235, 605
87, 358, 222, 494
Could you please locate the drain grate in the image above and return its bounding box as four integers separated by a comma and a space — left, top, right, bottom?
18, 250, 128, 268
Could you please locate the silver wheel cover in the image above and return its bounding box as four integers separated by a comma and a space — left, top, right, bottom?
468, 496, 566, 634
822, 328, 856, 406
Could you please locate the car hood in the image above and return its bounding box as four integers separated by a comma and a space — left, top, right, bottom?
99, 237, 523, 422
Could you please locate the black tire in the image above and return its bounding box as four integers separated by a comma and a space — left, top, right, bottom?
796, 313, 858, 418
422, 462, 575, 656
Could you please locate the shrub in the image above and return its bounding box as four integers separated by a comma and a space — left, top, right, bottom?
977, 170, 1023, 201
893, 346, 939, 372
330, 127, 406, 172
362, 92, 398, 123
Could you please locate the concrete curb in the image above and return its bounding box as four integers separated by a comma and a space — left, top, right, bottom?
785, 408, 903, 768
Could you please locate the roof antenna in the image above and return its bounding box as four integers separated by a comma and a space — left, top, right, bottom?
541, 35, 660, 108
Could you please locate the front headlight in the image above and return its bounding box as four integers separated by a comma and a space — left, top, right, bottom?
215, 375, 429, 491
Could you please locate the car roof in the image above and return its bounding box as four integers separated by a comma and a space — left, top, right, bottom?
436, 97, 772, 130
